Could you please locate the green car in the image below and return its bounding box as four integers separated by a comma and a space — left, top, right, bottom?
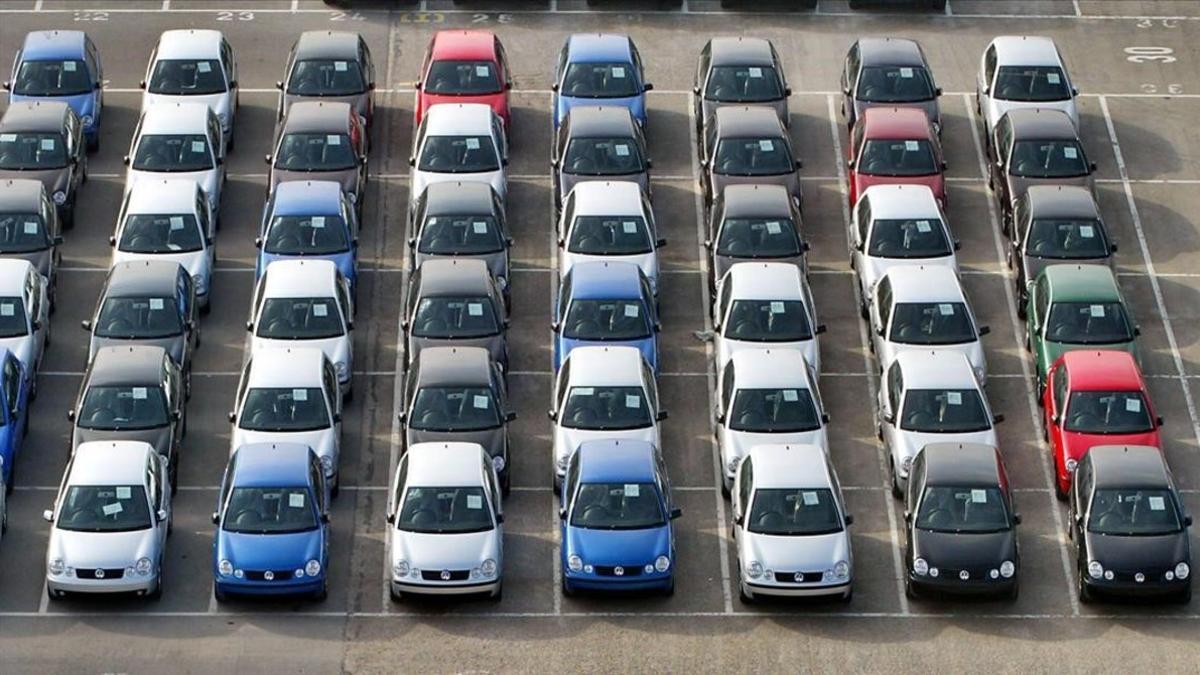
1025, 264, 1140, 395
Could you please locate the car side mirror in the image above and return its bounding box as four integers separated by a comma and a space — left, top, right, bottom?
784, 87, 793, 96
654, 321, 662, 333
903, 510, 912, 523
847, 158, 856, 169
1185, 515, 1193, 527
505, 411, 518, 422
1, 82, 9, 91
1013, 513, 1022, 525
397, 410, 407, 423
1110, 243, 1118, 253
978, 325, 991, 336
122, 155, 131, 166
263, 154, 273, 165
547, 409, 558, 421
408, 157, 415, 167
954, 239, 962, 251
253, 237, 262, 249
941, 160, 948, 170
982, 85, 990, 96
43, 509, 54, 522
139, 79, 146, 89
669, 507, 682, 520
227, 411, 236, 423
93, 81, 101, 91
172, 410, 182, 422
211, 511, 220, 524
53, 235, 64, 245
844, 513, 854, 526
935, 86, 944, 96
644, 82, 654, 92
698, 158, 708, 169
156, 509, 168, 523
821, 412, 831, 424
656, 410, 669, 421
715, 411, 725, 423
1089, 162, 1097, 172
883, 411, 895, 425
1134, 326, 1141, 336
876, 326, 885, 337
656, 238, 668, 248
794, 158, 803, 170
244, 319, 254, 332
645, 158, 653, 169
229, 80, 238, 88
993, 414, 1005, 424
815, 324, 827, 335
67, 409, 75, 422
994, 159, 1004, 169
407, 237, 416, 248
841, 86, 850, 96
275, 80, 284, 90
495, 513, 504, 524
550, 320, 560, 332
1072, 86, 1080, 96
400, 318, 410, 331
692, 85, 701, 95
558, 507, 567, 520
550, 158, 560, 169
321, 512, 331, 523
333, 413, 342, 424
1157, 416, 1165, 426
386, 512, 395, 524
733, 513, 744, 525
105, 234, 117, 246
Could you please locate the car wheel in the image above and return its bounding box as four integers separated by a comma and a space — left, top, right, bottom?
858, 292, 869, 321
1077, 573, 1093, 604
889, 459, 903, 500
1054, 475, 1068, 502
1176, 584, 1192, 605
5, 463, 15, 495
147, 570, 163, 601
331, 474, 340, 499
501, 469, 511, 498
1016, 293, 1028, 320
343, 385, 353, 404
87, 135, 99, 154
561, 577, 575, 597
313, 581, 328, 602
390, 587, 403, 603
1005, 582, 1019, 601
904, 575, 918, 600
490, 583, 503, 602
840, 587, 853, 604
662, 577, 675, 597
721, 475, 732, 498
738, 579, 753, 604
169, 459, 179, 494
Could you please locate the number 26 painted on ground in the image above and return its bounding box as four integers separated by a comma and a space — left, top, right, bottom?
1125, 47, 1176, 63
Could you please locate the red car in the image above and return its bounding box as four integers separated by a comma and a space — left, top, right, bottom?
848, 106, 946, 207
1042, 350, 1163, 499
414, 30, 512, 131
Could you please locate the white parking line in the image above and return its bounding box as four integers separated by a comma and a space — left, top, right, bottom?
1072, 0, 1082, 17
548, 112, 563, 617
17, 609, 1200, 620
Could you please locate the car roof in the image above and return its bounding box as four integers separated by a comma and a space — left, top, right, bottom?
272, 180, 344, 216
430, 30, 497, 61
568, 261, 643, 300
140, 101, 211, 134
424, 103, 495, 135
856, 37, 926, 67
423, 181, 496, 216
747, 444, 832, 489
991, 36, 1062, 67
1024, 185, 1099, 219
281, 101, 351, 134
727, 262, 804, 300
731, 349, 814, 389
721, 184, 792, 218
883, 265, 964, 303
405, 442, 486, 486
920, 443, 1003, 487
569, 181, 643, 216
565, 105, 637, 137
1062, 350, 1144, 391
577, 439, 657, 483
0, 258, 34, 289
231, 442, 314, 487
860, 106, 934, 139
1089, 445, 1170, 489
125, 179, 199, 215
714, 105, 785, 137
566, 33, 633, 63
564, 345, 645, 386
247, 347, 326, 388
88, 346, 168, 386
862, 184, 941, 219
294, 30, 360, 60
708, 37, 775, 67
415, 346, 492, 388
20, 30, 87, 60
106, 259, 182, 296
156, 29, 223, 60
0, 179, 45, 212
895, 350, 978, 389
417, 259, 491, 295
261, 259, 339, 298
70, 441, 155, 485
0, 101, 69, 133
1004, 108, 1078, 139
1042, 264, 1120, 301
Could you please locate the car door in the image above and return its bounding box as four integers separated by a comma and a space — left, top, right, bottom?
978, 43, 997, 120
221, 37, 238, 109
881, 361, 903, 456
26, 270, 46, 365
1047, 360, 1070, 464
716, 360, 735, 451
163, 360, 183, 450
733, 456, 753, 547
85, 37, 103, 118
870, 275, 892, 355
4, 354, 27, 445
551, 356, 571, 422
388, 452, 409, 521
841, 41, 860, 123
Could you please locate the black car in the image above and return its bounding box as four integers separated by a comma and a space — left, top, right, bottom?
1069, 444, 1192, 603
904, 442, 1020, 600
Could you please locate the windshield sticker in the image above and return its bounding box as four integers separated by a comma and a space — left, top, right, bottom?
473, 221, 488, 234
782, 389, 799, 402
102, 502, 124, 516
473, 395, 489, 409
40, 138, 55, 151
1046, 72, 1061, 84
946, 391, 963, 405
765, 221, 782, 235
292, 388, 308, 402
1079, 225, 1095, 238
196, 61, 212, 73
310, 216, 326, 228
759, 139, 774, 152
938, 303, 954, 316
149, 298, 164, 310
169, 216, 185, 230
574, 387, 594, 396
475, 65, 489, 77
465, 137, 481, 150
281, 493, 303, 508
1126, 398, 1142, 413
467, 302, 484, 316
625, 394, 641, 408
748, 67, 763, 78
905, 140, 919, 152
801, 491, 819, 506
466, 494, 483, 509
614, 144, 630, 157
0, 304, 12, 317
624, 304, 639, 318
311, 303, 328, 317
899, 67, 914, 78
24, 221, 38, 234
1089, 304, 1106, 318
769, 301, 785, 314
0, 135, 14, 143
914, 219, 932, 233
624, 483, 640, 497
191, 141, 206, 154
971, 489, 987, 503
116, 486, 132, 499
1149, 496, 1166, 511
63, 61, 77, 72
334, 61, 348, 72
621, 220, 638, 233
326, 135, 341, 146
1063, 146, 1078, 159
132, 387, 148, 400
611, 66, 626, 79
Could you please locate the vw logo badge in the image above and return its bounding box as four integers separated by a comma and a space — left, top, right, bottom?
614, 566, 625, 576
94, 569, 105, 579
264, 570, 274, 581
959, 570, 970, 581
794, 572, 805, 583
1135, 572, 1145, 583
440, 570, 451, 581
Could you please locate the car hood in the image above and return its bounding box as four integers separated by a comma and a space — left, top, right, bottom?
232, 427, 336, 466
1085, 529, 1189, 572
912, 527, 1017, 571
142, 92, 233, 120
557, 94, 645, 127
50, 527, 158, 569
894, 427, 998, 465
855, 172, 945, 204
113, 249, 208, 281
556, 335, 656, 373
724, 428, 828, 468
415, 251, 509, 285
554, 424, 659, 470
409, 334, 505, 368
1060, 428, 1161, 464
742, 530, 851, 572
217, 528, 323, 570
564, 522, 670, 565
74, 424, 173, 457
269, 167, 360, 198
855, 99, 940, 130
989, 97, 1079, 130
406, 425, 505, 459
412, 169, 506, 207
89, 334, 186, 367
0, 167, 68, 195
390, 527, 500, 570
717, 335, 819, 373
251, 334, 351, 372
714, 253, 804, 286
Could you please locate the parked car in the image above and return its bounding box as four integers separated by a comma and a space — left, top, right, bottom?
977, 36, 1079, 135
83, 260, 199, 374
403, 258, 508, 370
841, 37, 941, 133
277, 30, 375, 126
267, 103, 367, 219
5, 30, 103, 150
558, 181, 663, 296
0, 258, 49, 393
256, 180, 359, 297
700, 106, 802, 212
410, 103, 507, 212
694, 37, 790, 132
1008, 185, 1115, 309
0, 101, 86, 228
0, 347, 30, 492
140, 29, 238, 150
124, 101, 224, 225
553, 107, 651, 215
706, 184, 806, 294
415, 30, 512, 130
0, 179, 63, 305
553, 34, 652, 128
848, 106, 945, 207
553, 261, 659, 372
408, 181, 511, 304
713, 262, 823, 371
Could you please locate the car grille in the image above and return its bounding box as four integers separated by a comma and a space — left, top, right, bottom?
420, 569, 471, 582
774, 571, 824, 584
244, 569, 298, 581
594, 565, 644, 577
939, 566, 992, 581
1112, 568, 1170, 582
75, 568, 125, 580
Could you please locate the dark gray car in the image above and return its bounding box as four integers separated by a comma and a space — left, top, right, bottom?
705, 183, 807, 293
553, 106, 651, 212
0, 179, 62, 307
841, 38, 941, 133
694, 37, 790, 133
68, 345, 187, 489
1009, 185, 1115, 308
701, 106, 802, 212
408, 181, 511, 306
267, 101, 368, 216
276, 30, 375, 127
400, 346, 516, 493
403, 258, 509, 372
0, 101, 86, 228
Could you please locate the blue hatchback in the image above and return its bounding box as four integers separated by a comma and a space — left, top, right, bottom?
5, 31, 103, 150
553, 34, 652, 129
0, 348, 30, 492
257, 180, 359, 297
212, 442, 331, 601
554, 261, 659, 373
559, 439, 681, 596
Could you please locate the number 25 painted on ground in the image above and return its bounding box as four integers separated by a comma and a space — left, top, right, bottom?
1125, 47, 1176, 63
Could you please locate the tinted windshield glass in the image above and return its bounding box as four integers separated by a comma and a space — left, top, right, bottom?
1045, 301, 1132, 344
748, 488, 842, 535
856, 65, 935, 103
562, 62, 639, 98
705, 65, 783, 103
729, 387, 821, 433
148, 59, 226, 95
239, 387, 330, 432
1026, 219, 1109, 259
397, 486, 494, 533
223, 487, 317, 534
425, 60, 501, 95
570, 482, 664, 529
916, 486, 1010, 533
410, 386, 501, 432
0, 297, 27, 338
264, 214, 350, 255
867, 218, 951, 258
0, 212, 50, 252
563, 299, 651, 340
568, 216, 651, 255
13, 60, 92, 96
256, 297, 344, 340
1009, 141, 1088, 178
95, 296, 183, 339
1064, 391, 1154, 434
561, 385, 651, 431
119, 213, 203, 254
562, 138, 644, 176
994, 66, 1071, 102
411, 296, 499, 339
1088, 488, 1182, 536
889, 302, 977, 345
0, 133, 68, 170
858, 139, 937, 177
716, 217, 801, 258
287, 59, 366, 97
418, 215, 504, 255
78, 385, 169, 431
714, 137, 793, 176
275, 133, 356, 171
724, 299, 811, 342
57, 485, 151, 533
418, 135, 499, 173
900, 389, 991, 433
132, 134, 213, 172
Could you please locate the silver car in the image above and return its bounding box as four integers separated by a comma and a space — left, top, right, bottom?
700, 106, 802, 213
553, 106, 650, 211
977, 36, 1079, 136
0, 258, 49, 395
0, 179, 62, 308
277, 30, 376, 127
0, 101, 86, 229
141, 29, 239, 150
1009, 185, 1115, 308
403, 258, 509, 371
705, 183, 807, 294
695, 37, 790, 132
124, 101, 225, 226
408, 181, 511, 304
841, 37, 941, 133
410, 103, 507, 212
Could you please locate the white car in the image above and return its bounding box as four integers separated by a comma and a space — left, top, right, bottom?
43, 440, 171, 600
878, 350, 1002, 498
249, 260, 355, 398
732, 444, 853, 602
870, 265, 989, 385
558, 180, 665, 296
976, 36, 1079, 137
229, 347, 343, 493
713, 262, 823, 372
124, 101, 226, 226
410, 103, 508, 211
716, 348, 828, 495
110, 178, 215, 308
0, 258, 48, 392
140, 29, 239, 150
850, 184, 958, 317
549, 345, 665, 490
387, 441, 504, 601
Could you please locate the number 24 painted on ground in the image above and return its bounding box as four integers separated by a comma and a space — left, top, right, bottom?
1125, 47, 1176, 63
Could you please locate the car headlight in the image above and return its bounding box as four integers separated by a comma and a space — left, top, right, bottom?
135, 557, 153, 576
726, 456, 742, 476
913, 557, 929, 576
973, 366, 985, 384
320, 454, 334, 477
556, 454, 569, 472
1065, 458, 1078, 472
648, 275, 658, 295
217, 112, 229, 126
480, 558, 497, 578
48, 558, 65, 576
305, 559, 322, 577
746, 561, 763, 579
334, 361, 349, 379
52, 191, 66, 205
931, 120, 941, 135
192, 273, 207, 295
495, 275, 508, 291
393, 560, 409, 578
1087, 560, 1104, 579
567, 554, 583, 572
492, 454, 505, 472
347, 191, 358, 204
833, 560, 850, 580
1000, 560, 1015, 579
219, 559, 234, 577
1176, 562, 1190, 580
900, 455, 913, 477
654, 555, 670, 573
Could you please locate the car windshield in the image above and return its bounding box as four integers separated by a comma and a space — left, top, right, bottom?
994, 66, 1071, 102
256, 297, 344, 340
570, 482, 664, 529
867, 218, 951, 258
858, 139, 938, 177
723, 299, 811, 342
1064, 391, 1154, 434
132, 134, 213, 172
57, 485, 151, 533
94, 296, 183, 339
275, 133, 357, 171
1009, 141, 1089, 178
900, 389, 992, 433
561, 385, 652, 431
77, 385, 169, 431
916, 486, 1010, 533
397, 486, 494, 534
568, 216, 652, 255
264, 214, 350, 255
238, 387, 330, 432
716, 217, 801, 258
425, 60, 502, 95
705, 65, 783, 103
1026, 219, 1110, 259
13, 60, 92, 96
148, 59, 227, 95
748, 488, 843, 536
856, 65, 936, 103
562, 138, 644, 176
418, 215, 504, 255
411, 296, 500, 339
418, 135, 499, 173
561, 62, 640, 98
889, 302, 977, 345
223, 487, 318, 534
714, 137, 793, 176
409, 386, 501, 432
0, 296, 27, 338
0, 132, 68, 170
1044, 301, 1132, 344
119, 213, 204, 254
0, 212, 50, 252
563, 299, 652, 340
287, 59, 366, 97
1088, 488, 1182, 536
729, 387, 821, 433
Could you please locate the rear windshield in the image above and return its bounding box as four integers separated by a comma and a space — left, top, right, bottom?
716, 217, 801, 258
1009, 141, 1089, 178
419, 215, 504, 255
1044, 301, 1133, 345
705, 65, 783, 103
714, 137, 793, 176
570, 482, 664, 529
994, 66, 1071, 103
1088, 488, 1182, 536
867, 218, 951, 258
561, 385, 652, 431
77, 385, 170, 431
728, 387, 821, 433
723, 299, 811, 342
1026, 219, 1110, 259
0, 296, 28, 339
264, 214, 350, 255
148, 59, 227, 96
411, 296, 500, 339
900, 389, 991, 433
223, 487, 318, 534
119, 213, 204, 254
916, 486, 1010, 533
239, 387, 330, 432
888, 302, 977, 345
1064, 391, 1154, 434
95, 296, 183, 339
0, 212, 51, 252
563, 299, 652, 341
425, 60, 502, 95
397, 486, 494, 534
257, 297, 345, 340
561, 62, 640, 98
409, 386, 501, 432
13, 60, 92, 96
858, 139, 938, 177
275, 133, 357, 172
132, 134, 213, 172
0, 133, 68, 170
562, 138, 644, 176
418, 135, 500, 173
856, 65, 936, 103
748, 488, 843, 536
287, 59, 366, 97
57, 485, 151, 533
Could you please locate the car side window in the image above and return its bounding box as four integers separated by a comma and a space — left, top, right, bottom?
998, 117, 1014, 162
221, 39, 235, 85
310, 456, 324, 513
391, 454, 408, 515
696, 41, 711, 90
704, 123, 719, 160
845, 42, 861, 91
1052, 363, 1069, 412
886, 362, 903, 413
555, 359, 571, 409
323, 360, 338, 413
405, 269, 422, 321
906, 453, 924, 512
630, 43, 646, 83
3, 356, 20, 417
1013, 196, 1030, 244
851, 121, 866, 159
557, 272, 572, 321
561, 191, 575, 231
737, 457, 753, 517
641, 360, 658, 412
564, 451, 581, 504
876, 276, 893, 328
27, 273, 41, 328
555, 42, 570, 85
855, 197, 871, 247
86, 39, 101, 82
235, 359, 252, 409
336, 278, 353, 326
717, 281, 733, 326
983, 45, 997, 88
720, 360, 736, 413
147, 457, 161, 513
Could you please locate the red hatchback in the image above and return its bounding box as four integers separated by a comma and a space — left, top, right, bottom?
848, 106, 946, 207
1042, 350, 1163, 499
415, 30, 512, 130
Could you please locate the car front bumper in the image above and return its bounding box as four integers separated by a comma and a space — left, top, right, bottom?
744, 579, 851, 599
47, 573, 157, 596
909, 572, 1016, 597
215, 576, 325, 597
391, 578, 500, 596
1082, 576, 1189, 599
563, 570, 673, 593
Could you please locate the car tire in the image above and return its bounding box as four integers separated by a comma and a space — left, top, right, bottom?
490, 583, 503, 602
501, 469, 511, 497
313, 581, 328, 602
889, 459, 903, 500
5, 463, 15, 495
87, 135, 99, 153
1077, 573, 1093, 604
1005, 583, 1019, 601
1176, 585, 1192, 605
721, 475, 732, 498
662, 577, 675, 597
561, 577, 575, 597
147, 570, 163, 601
1054, 476, 1068, 502
213, 585, 226, 602
1016, 295, 1028, 320
390, 587, 403, 603
904, 576, 918, 600
738, 580, 753, 604
47, 584, 63, 602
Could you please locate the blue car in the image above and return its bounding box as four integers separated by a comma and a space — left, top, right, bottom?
553, 34, 652, 129
553, 261, 659, 372
257, 180, 359, 297
212, 442, 331, 601
0, 348, 30, 492
560, 439, 681, 596
5, 31, 103, 151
